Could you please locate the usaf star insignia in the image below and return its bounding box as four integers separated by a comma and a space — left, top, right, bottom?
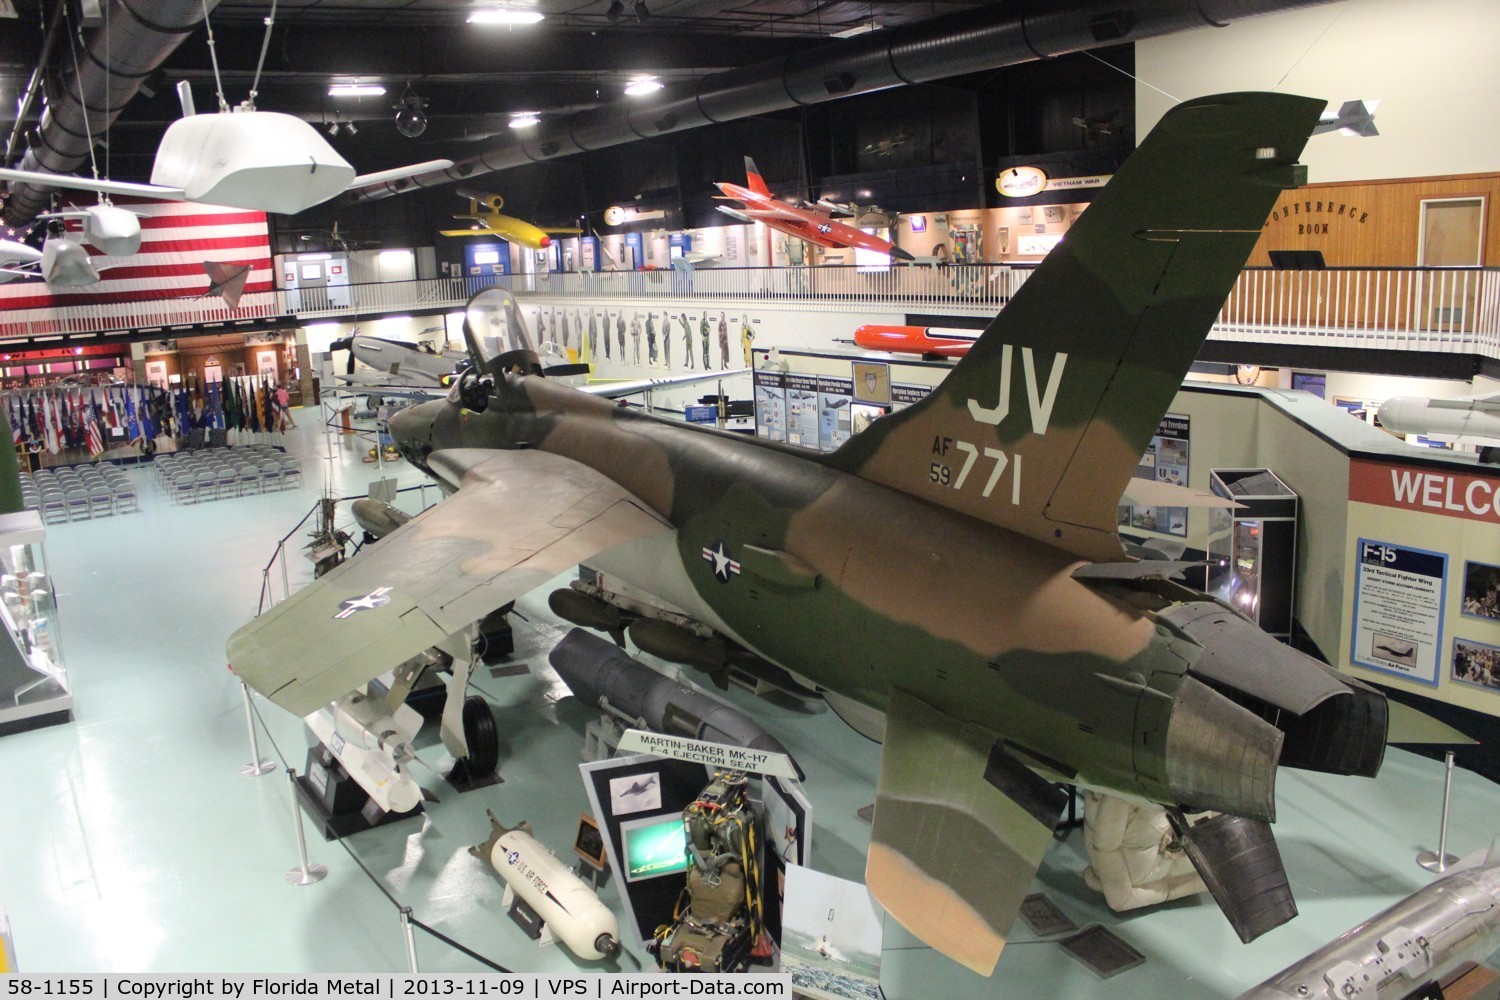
333, 586, 394, 619
701, 541, 741, 583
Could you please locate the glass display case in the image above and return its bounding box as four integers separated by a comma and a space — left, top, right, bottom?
0, 510, 72, 735
1208, 469, 1299, 641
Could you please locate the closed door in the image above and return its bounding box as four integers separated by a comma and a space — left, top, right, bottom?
1419, 197, 1484, 332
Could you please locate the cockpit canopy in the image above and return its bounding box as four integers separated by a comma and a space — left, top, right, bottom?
463, 287, 541, 378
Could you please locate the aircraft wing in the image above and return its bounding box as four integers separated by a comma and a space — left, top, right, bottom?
228, 447, 672, 716
741, 206, 814, 224
582, 368, 749, 399
440, 227, 502, 237
350, 160, 454, 190
0, 166, 187, 201
866, 688, 1068, 976
331, 377, 446, 399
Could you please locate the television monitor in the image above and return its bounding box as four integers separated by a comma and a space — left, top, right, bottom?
1268, 249, 1325, 270
619, 815, 690, 883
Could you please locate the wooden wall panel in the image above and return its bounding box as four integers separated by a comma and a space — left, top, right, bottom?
1248, 173, 1500, 267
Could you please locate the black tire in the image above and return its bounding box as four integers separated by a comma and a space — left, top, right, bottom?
459, 695, 500, 778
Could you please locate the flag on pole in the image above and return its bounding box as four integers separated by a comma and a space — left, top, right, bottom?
85, 405, 103, 457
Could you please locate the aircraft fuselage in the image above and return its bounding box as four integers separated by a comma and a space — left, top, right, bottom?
393, 375, 1298, 820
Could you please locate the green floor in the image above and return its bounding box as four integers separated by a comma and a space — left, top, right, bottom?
2, 412, 1497, 995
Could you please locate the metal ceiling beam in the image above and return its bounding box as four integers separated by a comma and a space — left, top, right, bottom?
151, 24, 819, 78
356, 0, 1341, 201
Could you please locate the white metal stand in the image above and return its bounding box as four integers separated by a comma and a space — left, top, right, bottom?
284, 768, 329, 886
239, 682, 274, 776
400, 906, 419, 972
1417, 751, 1461, 873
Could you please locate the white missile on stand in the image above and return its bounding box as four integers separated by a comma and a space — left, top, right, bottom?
471, 811, 622, 962
1238, 846, 1500, 999
303, 690, 424, 814
1378, 394, 1500, 456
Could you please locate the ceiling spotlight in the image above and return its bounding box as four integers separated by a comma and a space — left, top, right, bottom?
624, 76, 662, 97
633, 0, 647, 18
467, 7, 544, 24
329, 83, 386, 97
509, 113, 541, 129
605, 0, 623, 21
395, 84, 429, 138
327, 121, 340, 136
346, 121, 358, 135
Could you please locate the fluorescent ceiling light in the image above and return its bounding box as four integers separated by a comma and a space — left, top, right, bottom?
509, 113, 541, 128
624, 77, 662, 97
468, 8, 544, 23
830, 22, 879, 38
329, 83, 386, 97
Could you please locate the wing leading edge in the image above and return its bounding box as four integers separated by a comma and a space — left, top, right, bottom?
227, 448, 672, 716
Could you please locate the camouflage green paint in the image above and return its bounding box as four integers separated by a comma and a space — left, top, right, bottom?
376, 92, 1386, 966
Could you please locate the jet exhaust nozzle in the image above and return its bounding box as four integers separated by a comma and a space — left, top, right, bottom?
1160, 602, 1388, 779
1163, 675, 1282, 821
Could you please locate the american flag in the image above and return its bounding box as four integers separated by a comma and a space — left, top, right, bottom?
0, 197, 273, 311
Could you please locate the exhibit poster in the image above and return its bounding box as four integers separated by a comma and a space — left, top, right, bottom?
609, 771, 662, 815
1122, 413, 1190, 537
817, 375, 854, 451
1452, 636, 1500, 692
850, 403, 887, 437
890, 383, 931, 413
785, 375, 821, 449
754, 370, 788, 443
780, 865, 885, 1000
1351, 539, 1447, 686
1461, 561, 1500, 622
852, 362, 890, 405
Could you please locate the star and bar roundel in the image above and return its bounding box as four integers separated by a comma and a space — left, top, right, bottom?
333, 586, 394, 619
701, 540, 741, 583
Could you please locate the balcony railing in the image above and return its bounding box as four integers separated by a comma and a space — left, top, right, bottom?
1210, 266, 1500, 357
2, 263, 1497, 361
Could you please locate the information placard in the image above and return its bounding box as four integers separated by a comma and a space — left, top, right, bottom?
1351, 538, 1447, 686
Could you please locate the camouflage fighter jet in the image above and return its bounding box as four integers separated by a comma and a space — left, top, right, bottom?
228, 93, 1401, 975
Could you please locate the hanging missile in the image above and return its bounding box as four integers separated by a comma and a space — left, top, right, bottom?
1237, 852, 1500, 999
350, 498, 413, 541
470, 811, 622, 962
303, 690, 424, 814
549, 627, 803, 779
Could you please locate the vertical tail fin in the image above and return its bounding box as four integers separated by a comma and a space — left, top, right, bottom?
824, 92, 1324, 562
743, 156, 772, 197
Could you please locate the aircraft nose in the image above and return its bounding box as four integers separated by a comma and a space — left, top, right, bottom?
388, 401, 437, 470
539, 235, 552, 248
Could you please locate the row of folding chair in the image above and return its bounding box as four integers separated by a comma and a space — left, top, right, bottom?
21, 464, 140, 523
157, 447, 302, 504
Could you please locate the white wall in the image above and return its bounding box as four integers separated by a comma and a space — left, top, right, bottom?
1137, 0, 1500, 182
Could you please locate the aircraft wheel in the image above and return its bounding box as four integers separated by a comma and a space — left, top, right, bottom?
460, 695, 500, 777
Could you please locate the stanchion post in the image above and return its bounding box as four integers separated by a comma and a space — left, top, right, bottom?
284, 767, 329, 885
400, 906, 419, 973
239, 681, 274, 776
279, 545, 290, 605
1418, 751, 1461, 873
